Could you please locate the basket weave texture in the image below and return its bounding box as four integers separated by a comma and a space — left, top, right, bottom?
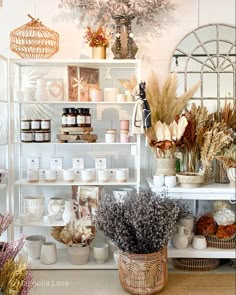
10, 14, 59, 59
172, 258, 220, 271
206, 235, 236, 249
119, 247, 168, 295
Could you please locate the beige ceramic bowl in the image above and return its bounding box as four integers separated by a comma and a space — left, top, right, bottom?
177, 172, 205, 188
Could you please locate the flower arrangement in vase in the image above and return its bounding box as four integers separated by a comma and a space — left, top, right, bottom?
144, 72, 200, 175
84, 26, 111, 59
0, 213, 33, 295
51, 217, 96, 264
95, 189, 190, 294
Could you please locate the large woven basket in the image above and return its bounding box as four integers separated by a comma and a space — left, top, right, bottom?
172, 258, 220, 271
10, 14, 59, 59
119, 247, 168, 295
206, 235, 236, 249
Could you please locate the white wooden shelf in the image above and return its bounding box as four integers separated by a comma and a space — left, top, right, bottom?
14, 216, 65, 227
29, 249, 117, 270
147, 178, 236, 200
15, 179, 137, 186
16, 141, 137, 145
14, 101, 137, 105
168, 245, 236, 259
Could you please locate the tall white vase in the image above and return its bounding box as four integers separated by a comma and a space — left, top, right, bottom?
35, 79, 48, 101
61, 200, 79, 223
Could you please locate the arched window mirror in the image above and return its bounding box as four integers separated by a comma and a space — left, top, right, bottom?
170, 23, 236, 113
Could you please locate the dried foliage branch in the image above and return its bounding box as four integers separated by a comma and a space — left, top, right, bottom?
216, 144, 236, 169
200, 123, 233, 177
118, 75, 137, 92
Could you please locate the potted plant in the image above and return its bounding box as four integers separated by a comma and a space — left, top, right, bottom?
84, 26, 111, 59
0, 213, 33, 295
95, 189, 190, 294
144, 72, 200, 176
51, 217, 96, 265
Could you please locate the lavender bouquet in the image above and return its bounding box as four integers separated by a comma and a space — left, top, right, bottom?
96, 189, 189, 254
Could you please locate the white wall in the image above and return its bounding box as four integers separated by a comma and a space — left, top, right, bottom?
0, 0, 235, 183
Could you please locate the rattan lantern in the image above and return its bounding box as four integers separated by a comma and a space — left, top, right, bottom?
10, 14, 59, 59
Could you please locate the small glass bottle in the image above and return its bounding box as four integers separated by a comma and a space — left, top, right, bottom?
76, 108, 86, 127
67, 108, 76, 127
84, 108, 91, 127
62, 108, 68, 127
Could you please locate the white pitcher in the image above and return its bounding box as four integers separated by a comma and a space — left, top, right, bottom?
61, 200, 79, 223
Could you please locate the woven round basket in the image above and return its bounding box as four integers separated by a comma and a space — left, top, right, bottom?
119, 247, 168, 295
10, 14, 59, 59
172, 258, 220, 271
154, 158, 176, 176
206, 235, 236, 249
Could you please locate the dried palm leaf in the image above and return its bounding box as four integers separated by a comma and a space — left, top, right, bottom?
118, 75, 137, 92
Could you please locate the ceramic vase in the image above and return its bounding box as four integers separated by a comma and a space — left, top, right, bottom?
61, 200, 79, 223
35, 79, 48, 101
154, 158, 176, 176
48, 197, 65, 220
227, 168, 236, 186
67, 245, 90, 265
173, 226, 190, 249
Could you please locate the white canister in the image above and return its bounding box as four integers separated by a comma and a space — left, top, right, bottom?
116, 168, 128, 182
40, 242, 57, 264
105, 129, 116, 143
104, 88, 119, 102
120, 120, 129, 130
81, 169, 94, 182
97, 169, 109, 182
63, 169, 74, 182
90, 88, 102, 102
45, 170, 57, 182
25, 235, 46, 259
120, 129, 129, 143
27, 169, 39, 183
164, 175, 177, 188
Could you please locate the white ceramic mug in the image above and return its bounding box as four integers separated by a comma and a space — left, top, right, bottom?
97, 169, 109, 182
165, 175, 177, 187
25, 235, 46, 259
93, 243, 109, 263
40, 242, 57, 264
23, 196, 45, 221
116, 168, 128, 182
45, 170, 57, 182
192, 235, 207, 249
153, 175, 165, 187
63, 169, 74, 182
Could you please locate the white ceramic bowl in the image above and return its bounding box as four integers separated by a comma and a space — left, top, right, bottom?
177, 172, 205, 188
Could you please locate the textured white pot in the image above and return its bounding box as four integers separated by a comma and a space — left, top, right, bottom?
227, 168, 236, 185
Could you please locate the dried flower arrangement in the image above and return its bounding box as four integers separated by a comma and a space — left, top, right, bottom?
0, 213, 33, 295
96, 189, 190, 254
145, 72, 200, 158
51, 217, 96, 247
84, 26, 111, 47
216, 144, 236, 169
58, 0, 174, 28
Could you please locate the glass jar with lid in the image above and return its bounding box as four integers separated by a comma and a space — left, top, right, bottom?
84, 108, 91, 127
62, 108, 68, 127
67, 108, 76, 127
105, 129, 116, 143
76, 108, 86, 127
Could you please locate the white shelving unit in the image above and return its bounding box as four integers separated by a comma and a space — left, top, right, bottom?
147, 177, 236, 260
8, 58, 142, 269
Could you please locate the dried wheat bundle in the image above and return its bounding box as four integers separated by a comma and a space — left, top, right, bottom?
220, 101, 236, 129
119, 75, 137, 92
201, 123, 233, 176
146, 72, 200, 125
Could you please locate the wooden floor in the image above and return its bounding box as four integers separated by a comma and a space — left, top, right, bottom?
30, 270, 236, 295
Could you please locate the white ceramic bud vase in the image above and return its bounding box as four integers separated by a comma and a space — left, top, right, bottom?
61, 200, 79, 223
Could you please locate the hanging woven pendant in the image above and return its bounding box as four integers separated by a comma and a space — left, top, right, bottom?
10, 14, 59, 59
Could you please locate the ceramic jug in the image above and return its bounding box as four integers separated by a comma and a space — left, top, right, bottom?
61, 200, 79, 223
173, 225, 190, 249
48, 197, 65, 220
